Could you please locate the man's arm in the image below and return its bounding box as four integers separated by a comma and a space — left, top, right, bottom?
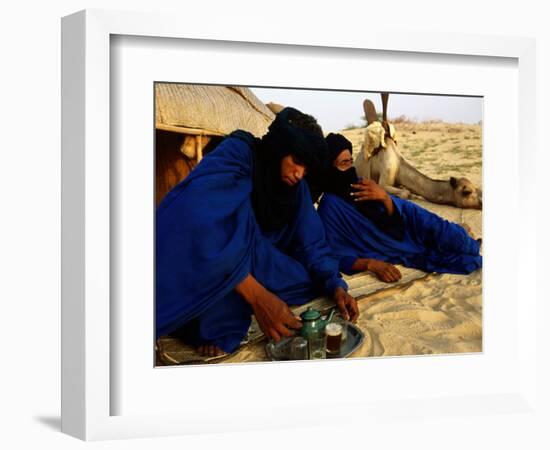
350, 179, 405, 240
351, 179, 395, 215
235, 274, 302, 342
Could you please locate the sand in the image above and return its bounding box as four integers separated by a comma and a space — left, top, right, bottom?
340, 120, 483, 186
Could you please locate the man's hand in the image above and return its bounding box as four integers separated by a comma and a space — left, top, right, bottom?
351, 179, 389, 202
352, 258, 402, 283
250, 291, 302, 342
350, 179, 394, 215
333, 287, 359, 323
235, 275, 302, 342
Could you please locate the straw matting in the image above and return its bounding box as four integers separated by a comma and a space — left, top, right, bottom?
155, 84, 275, 137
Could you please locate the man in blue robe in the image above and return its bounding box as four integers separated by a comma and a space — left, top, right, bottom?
156, 109, 359, 357
317, 133, 482, 281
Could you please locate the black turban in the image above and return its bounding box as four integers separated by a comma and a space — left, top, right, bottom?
325, 132, 353, 165
262, 107, 328, 174
250, 107, 328, 230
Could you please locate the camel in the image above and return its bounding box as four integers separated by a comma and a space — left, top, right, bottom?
354, 93, 482, 210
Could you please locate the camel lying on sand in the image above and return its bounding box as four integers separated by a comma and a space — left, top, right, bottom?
355, 94, 482, 210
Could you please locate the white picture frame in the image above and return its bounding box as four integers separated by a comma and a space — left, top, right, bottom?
61, 9, 539, 441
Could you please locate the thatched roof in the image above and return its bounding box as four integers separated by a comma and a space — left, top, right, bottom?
155, 84, 275, 137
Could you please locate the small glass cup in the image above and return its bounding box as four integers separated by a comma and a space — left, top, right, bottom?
290, 336, 309, 360
332, 316, 348, 343
325, 322, 343, 355
308, 335, 326, 359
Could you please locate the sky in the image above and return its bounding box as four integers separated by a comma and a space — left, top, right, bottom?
250, 87, 483, 133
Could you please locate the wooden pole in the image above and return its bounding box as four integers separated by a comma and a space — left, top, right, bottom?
155, 123, 225, 137
381, 92, 389, 122
196, 134, 203, 162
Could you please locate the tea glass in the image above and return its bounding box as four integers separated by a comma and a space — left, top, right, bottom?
308, 335, 326, 359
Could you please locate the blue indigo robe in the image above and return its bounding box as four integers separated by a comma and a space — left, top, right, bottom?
156, 137, 347, 352
317, 193, 482, 275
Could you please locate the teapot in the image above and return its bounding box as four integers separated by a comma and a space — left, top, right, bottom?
299, 307, 335, 339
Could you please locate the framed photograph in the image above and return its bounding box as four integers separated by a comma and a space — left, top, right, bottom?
62, 9, 538, 441
153, 83, 484, 368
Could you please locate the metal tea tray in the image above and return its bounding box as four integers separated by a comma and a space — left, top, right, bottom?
265, 320, 365, 361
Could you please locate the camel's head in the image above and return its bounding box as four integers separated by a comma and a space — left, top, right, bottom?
450, 177, 483, 209
362, 98, 398, 160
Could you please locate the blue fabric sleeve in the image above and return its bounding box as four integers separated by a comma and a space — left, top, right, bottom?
288, 183, 348, 295
339, 256, 358, 275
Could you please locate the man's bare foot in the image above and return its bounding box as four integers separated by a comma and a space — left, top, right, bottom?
462, 223, 477, 240
197, 344, 226, 357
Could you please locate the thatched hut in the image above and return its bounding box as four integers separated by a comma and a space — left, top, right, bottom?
155, 84, 275, 205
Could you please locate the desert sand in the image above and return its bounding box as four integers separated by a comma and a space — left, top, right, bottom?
157, 121, 483, 364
